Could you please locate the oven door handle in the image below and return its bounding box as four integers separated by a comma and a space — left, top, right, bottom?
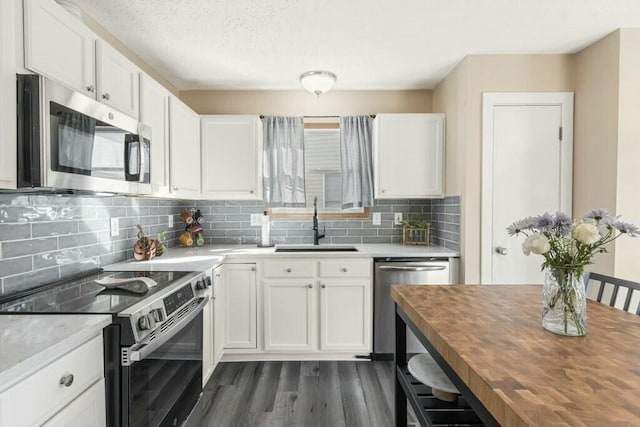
122, 296, 209, 366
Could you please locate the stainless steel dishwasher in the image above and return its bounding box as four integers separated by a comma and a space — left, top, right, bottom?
373, 257, 459, 359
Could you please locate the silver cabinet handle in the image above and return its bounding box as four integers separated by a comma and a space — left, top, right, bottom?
173, 187, 178, 191
496, 246, 509, 255
378, 265, 446, 272
249, 190, 254, 194
102, 93, 110, 100
250, 266, 256, 272
381, 189, 386, 194
286, 268, 292, 273
86, 85, 95, 93
321, 284, 326, 288
59, 374, 74, 387
341, 267, 348, 272
215, 274, 220, 278
307, 284, 313, 288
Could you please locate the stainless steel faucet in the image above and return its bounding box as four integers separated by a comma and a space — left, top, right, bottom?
313, 197, 325, 245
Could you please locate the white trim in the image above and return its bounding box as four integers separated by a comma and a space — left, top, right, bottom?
480, 92, 574, 284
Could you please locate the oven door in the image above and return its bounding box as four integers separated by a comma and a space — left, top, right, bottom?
121, 297, 207, 427
42, 77, 151, 194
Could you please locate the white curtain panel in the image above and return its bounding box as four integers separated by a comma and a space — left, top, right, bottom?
263, 116, 306, 205
340, 116, 374, 208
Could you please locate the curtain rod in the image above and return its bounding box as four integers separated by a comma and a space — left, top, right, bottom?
259, 114, 376, 119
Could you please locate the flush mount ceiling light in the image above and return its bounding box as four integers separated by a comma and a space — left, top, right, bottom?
299, 71, 337, 97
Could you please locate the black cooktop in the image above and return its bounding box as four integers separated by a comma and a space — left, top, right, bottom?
0, 270, 191, 314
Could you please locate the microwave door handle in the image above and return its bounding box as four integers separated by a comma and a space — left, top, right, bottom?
137, 137, 143, 182
122, 296, 209, 366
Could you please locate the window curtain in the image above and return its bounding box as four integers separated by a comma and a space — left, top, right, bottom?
340, 116, 374, 208
263, 116, 306, 205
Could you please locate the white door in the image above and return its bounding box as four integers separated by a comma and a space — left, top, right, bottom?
320, 280, 371, 352
169, 97, 201, 197
223, 264, 257, 349
482, 93, 573, 284
201, 116, 262, 199
42, 379, 106, 427
24, 0, 96, 97
140, 74, 170, 194
96, 41, 140, 118
263, 280, 314, 351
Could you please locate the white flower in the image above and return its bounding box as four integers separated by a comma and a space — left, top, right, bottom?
573, 223, 600, 245
522, 233, 551, 256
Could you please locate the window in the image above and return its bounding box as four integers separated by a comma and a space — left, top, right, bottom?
269, 120, 368, 218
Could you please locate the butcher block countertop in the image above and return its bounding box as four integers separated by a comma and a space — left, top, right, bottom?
391, 284, 640, 427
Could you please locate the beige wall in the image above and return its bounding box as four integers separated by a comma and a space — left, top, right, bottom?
81, 14, 179, 96
433, 55, 575, 283
613, 29, 640, 280
179, 90, 432, 115
574, 31, 620, 275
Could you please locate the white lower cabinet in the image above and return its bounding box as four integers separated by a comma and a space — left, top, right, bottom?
212, 266, 225, 365
202, 286, 214, 386
264, 280, 314, 351
42, 378, 106, 427
0, 334, 105, 427
252, 257, 372, 357
224, 264, 257, 349
320, 280, 371, 352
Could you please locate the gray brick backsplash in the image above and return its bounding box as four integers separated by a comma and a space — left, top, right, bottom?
0, 194, 461, 296
0, 194, 190, 296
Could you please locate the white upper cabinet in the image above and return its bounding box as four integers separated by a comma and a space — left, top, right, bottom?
140, 74, 170, 194
24, 0, 96, 97
169, 96, 201, 197
24, 0, 140, 118
96, 40, 139, 119
201, 116, 263, 200
0, 0, 17, 189
373, 113, 445, 198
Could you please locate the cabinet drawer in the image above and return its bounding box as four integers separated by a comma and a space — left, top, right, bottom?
263, 260, 314, 278
0, 335, 104, 426
319, 260, 371, 278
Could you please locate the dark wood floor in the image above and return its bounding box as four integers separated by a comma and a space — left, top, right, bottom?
201, 361, 402, 427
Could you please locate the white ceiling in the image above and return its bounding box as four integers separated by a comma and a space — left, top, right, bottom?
74, 0, 640, 91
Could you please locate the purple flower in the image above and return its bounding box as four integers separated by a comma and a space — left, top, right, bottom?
506, 216, 536, 236
534, 212, 554, 230
553, 212, 572, 235
614, 221, 640, 237
584, 208, 610, 222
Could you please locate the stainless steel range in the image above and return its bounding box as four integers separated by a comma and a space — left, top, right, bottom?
0, 269, 212, 427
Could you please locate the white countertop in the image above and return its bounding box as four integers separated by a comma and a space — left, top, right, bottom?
105, 243, 459, 273
0, 314, 111, 392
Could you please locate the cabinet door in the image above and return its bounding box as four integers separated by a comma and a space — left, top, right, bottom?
96, 40, 139, 118
320, 280, 371, 352
264, 281, 314, 351
140, 74, 170, 194
169, 97, 201, 197
373, 114, 445, 198
224, 264, 257, 349
213, 266, 225, 365
202, 293, 214, 386
24, 0, 96, 97
42, 379, 106, 427
201, 116, 262, 199
0, 0, 16, 188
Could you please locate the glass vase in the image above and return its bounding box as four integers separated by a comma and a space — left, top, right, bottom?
542, 267, 587, 336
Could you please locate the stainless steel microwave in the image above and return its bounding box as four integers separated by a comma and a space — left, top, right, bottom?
17, 74, 151, 194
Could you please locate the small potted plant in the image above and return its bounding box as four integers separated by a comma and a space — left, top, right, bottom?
400, 214, 431, 246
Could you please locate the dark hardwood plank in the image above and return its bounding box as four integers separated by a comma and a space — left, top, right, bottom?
202, 361, 396, 427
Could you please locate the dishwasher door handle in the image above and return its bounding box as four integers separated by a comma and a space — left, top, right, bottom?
378, 265, 446, 272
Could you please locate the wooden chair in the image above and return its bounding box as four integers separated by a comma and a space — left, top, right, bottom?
584, 272, 640, 315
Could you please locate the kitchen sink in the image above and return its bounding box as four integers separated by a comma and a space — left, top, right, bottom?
274, 245, 359, 253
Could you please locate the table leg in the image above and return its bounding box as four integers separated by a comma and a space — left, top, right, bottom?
395, 306, 407, 427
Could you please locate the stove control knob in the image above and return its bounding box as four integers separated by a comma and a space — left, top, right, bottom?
150, 308, 164, 322
205, 277, 212, 287
138, 314, 156, 331
195, 279, 207, 291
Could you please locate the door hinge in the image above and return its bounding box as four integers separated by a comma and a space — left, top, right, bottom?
559, 126, 563, 141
